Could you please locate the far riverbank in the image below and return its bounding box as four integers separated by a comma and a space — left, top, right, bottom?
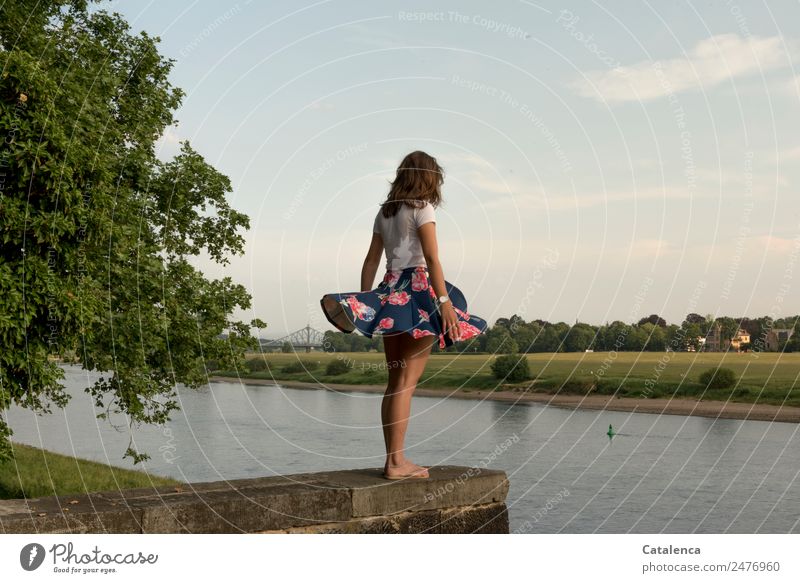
209, 375, 800, 424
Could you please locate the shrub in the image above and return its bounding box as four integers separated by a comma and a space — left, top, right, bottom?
593, 379, 619, 395
360, 367, 381, 378
559, 378, 594, 395
281, 360, 319, 374
491, 353, 531, 382
785, 337, 800, 352
698, 367, 737, 390
245, 358, 269, 373
325, 358, 352, 376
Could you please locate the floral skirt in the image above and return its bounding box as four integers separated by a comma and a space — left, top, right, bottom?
320, 265, 488, 349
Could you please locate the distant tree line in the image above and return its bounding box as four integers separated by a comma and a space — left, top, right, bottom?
316, 313, 800, 354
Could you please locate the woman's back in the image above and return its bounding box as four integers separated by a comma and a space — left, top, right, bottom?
373, 202, 436, 271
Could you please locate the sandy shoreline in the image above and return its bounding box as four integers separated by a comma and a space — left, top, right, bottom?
209, 375, 800, 424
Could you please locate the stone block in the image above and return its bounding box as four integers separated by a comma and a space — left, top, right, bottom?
1, 466, 510, 534
439, 502, 509, 534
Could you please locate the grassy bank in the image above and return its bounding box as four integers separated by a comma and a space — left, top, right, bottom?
214, 351, 800, 408
0, 443, 183, 500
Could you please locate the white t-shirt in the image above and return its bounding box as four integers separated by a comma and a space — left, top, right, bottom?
373, 202, 436, 271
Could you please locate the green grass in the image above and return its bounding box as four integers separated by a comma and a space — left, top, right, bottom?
217, 351, 800, 407
0, 443, 183, 500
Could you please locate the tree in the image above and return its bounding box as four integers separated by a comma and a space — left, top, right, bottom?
637, 314, 667, 327
532, 325, 561, 352
669, 322, 697, 351
0, 1, 265, 463
624, 326, 648, 351
564, 323, 595, 352
510, 321, 538, 353
684, 313, 706, 325
599, 321, 629, 351
322, 331, 347, 353
715, 317, 740, 349
663, 324, 681, 350
640, 322, 666, 351
485, 328, 519, 353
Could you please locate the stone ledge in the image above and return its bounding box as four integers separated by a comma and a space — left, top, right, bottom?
257, 502, 509, 534
0, 465, 509, 534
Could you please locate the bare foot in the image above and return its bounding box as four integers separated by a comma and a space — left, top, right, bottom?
383, 459, 429, 478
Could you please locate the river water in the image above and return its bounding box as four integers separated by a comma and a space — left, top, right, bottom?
6, 365, 799, 533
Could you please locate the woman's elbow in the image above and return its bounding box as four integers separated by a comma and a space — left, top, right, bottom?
363, 254, 381, 268
424, 255, 440, 268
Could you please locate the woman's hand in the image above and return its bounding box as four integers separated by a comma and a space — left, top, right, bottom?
440, 302, 461, 342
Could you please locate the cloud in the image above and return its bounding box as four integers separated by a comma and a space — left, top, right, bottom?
748, 233, 800, 254
570, 33, 792, 103
626, 237, 679, 260
780, 145, 800, 161
154, 126, 183, 161
449, 147, 790, 212
435, 152, 689, 211
157, 126, 181, 146
788, 74, 800, 97
480, 186, 698, 212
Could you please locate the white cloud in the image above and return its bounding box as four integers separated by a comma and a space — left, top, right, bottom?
481, 186, 696, 212
570, 33, 792, 103
793, 74, 800, 95
158, 126, 181, 145
780, 145, 800, 161
154, 126, 182, 160
748, 233, 800, 254
436, 152, 689, 211
457, 149, 790, 212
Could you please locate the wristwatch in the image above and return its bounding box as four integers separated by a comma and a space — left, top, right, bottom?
437, 295, 450, 306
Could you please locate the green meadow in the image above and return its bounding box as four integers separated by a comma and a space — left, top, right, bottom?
218, 351, 800, 408
0, 443, 183, 500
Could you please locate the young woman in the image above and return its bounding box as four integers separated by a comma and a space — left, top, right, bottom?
320, 150, 488, 480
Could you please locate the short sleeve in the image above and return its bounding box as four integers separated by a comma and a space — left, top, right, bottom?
372, 211, 381, 234
413, 203, 436, 229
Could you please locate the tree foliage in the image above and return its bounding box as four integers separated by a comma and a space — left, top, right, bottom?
0, 1, 265, 463
699, 367, 737, 390
490, 353, 531, 383
637, 314, 667, 327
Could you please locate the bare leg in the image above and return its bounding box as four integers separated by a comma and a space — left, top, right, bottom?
381, 332, 435, 478
381, 334, 404, 458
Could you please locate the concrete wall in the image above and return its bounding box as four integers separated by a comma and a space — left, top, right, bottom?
0, 466, 509, 534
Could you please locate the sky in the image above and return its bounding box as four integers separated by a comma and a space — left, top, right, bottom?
104, 0, 800, 338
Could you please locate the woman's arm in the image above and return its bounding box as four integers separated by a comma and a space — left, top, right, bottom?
360, 232, 384, 291
418, 222, 461, 341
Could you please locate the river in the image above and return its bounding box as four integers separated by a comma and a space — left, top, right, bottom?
6, 365, 799, 533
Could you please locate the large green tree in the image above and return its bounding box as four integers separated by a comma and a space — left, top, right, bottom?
564, 323, 596, 352
0, 0, 265, 463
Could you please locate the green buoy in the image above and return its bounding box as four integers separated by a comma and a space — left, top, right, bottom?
607, 424, 615, 437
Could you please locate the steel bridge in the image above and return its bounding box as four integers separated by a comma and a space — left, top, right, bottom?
260, 325, 326, 353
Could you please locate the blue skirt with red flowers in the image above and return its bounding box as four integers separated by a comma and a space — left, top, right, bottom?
320, 265, 487, 349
